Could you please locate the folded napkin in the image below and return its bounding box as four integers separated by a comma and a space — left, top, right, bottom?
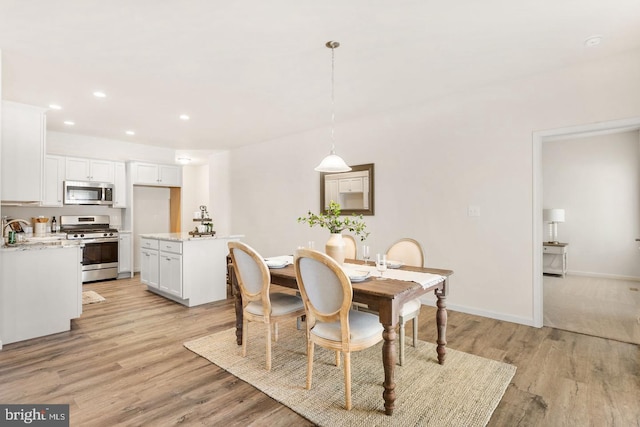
343, 263, 445, 289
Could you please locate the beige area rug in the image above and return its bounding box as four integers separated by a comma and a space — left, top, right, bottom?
184, 321, 516, 426
82, 290, 106, 305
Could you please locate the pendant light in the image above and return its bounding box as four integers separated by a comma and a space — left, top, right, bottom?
315, 41, 352, 173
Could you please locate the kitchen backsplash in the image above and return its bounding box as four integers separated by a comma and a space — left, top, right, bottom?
2, 206, 124, 230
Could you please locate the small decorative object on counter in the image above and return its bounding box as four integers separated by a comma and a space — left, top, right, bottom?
189, 205, 215, 237
8, 230, 16, 244
51, 216, 57, 233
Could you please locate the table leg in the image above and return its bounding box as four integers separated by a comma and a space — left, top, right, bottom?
435, 288, 447, 365
382, 324, 397, 415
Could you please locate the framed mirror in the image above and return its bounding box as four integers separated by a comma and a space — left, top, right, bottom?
319, 163, 375, 216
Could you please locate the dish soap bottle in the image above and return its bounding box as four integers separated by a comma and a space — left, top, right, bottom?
51, 216, 57, 233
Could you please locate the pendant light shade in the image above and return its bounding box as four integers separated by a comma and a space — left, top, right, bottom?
315, 41, 351, 173
314, 152, 351, 172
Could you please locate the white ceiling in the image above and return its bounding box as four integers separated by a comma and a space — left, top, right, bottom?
1, 1, 639, 156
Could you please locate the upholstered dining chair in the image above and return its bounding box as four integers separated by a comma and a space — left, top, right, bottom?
386, 238, 425, 366
228, 241, 305, 371
342, 234, 357, 260
294, 249, 383, 410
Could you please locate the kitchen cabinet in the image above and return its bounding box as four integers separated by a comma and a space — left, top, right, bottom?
130, 162, 182, 187
140, 238, 159, 289
338, 177, 364, 193
139, 234, 239, 306
118, 232, 132, 277
65, 157, 114, 183
158, 241, 182, 297
0, 245, 82, 346
41, 155, 65, 207
1, 101, 47, 203
113, 162, 127, 207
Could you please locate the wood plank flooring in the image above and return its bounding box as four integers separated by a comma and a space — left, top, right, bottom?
0, 276, 638, 426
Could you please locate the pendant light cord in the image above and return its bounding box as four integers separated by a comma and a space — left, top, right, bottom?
330, 44, 336, 154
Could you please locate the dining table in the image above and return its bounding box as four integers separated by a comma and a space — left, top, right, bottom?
228, 258, 454, 416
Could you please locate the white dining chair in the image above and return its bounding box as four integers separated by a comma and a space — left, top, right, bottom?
228, 241, 305, 371
386, 238, 425, 366
294, 248, 383, 410
342, 234, 357, 260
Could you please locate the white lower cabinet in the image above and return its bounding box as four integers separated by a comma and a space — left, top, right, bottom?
118, 232, 132, 277
0, 246, 82, 346
159, 241, 182, 297
139, 235, 238, 306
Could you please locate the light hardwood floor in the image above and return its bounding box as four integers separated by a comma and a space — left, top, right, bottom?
0, 276, 638, 426
544, 274, 640, 344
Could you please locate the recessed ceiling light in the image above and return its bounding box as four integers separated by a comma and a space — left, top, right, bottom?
177, 157, 191, 164
64, 120, 75, 126
49, 104, 62, 110
584, 35, 602, 47
179, 114, 190, 121
93, 91, 107, 98
125, 130, 135, 136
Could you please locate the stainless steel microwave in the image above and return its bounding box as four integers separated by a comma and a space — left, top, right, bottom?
64, 181, 114, 205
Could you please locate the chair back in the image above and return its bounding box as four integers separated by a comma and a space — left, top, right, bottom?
228, 241, 271, 308
386, 238, 424, 267
294, 249, 353, 337
342, 234, 357, 260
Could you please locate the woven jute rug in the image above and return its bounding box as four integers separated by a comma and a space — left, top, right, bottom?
184, 320, 516, 426
82, 290, 106, 305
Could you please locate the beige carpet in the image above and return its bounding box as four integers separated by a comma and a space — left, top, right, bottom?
184, 321, 516, 426
544, 275, 640, 344
82, 290, 106, 305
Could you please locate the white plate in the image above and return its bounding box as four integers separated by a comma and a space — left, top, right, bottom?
265, 259, 289, 269
348, 270, 370, 282
386, 260, 404, 269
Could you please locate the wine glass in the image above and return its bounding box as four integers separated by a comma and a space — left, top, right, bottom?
376, 254, 387, 279
362, 245, 370, 266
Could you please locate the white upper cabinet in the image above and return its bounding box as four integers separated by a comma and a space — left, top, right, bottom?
113, 162, 127, 207
130, 162, 182, 187
65, 157, 114, 183
42, 155, 65, 207
1, 101, 47, 203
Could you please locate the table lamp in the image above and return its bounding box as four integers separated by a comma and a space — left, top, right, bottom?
543, 208, 565, 244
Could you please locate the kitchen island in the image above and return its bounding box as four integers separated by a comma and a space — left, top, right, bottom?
0, 242, 82, 348
139, 233, 241, 307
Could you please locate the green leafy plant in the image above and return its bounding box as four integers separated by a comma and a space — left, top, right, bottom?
298, 201, 370, 241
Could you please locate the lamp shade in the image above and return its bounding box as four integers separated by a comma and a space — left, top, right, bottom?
543, 209, 565, 223
314, 153, 352, 173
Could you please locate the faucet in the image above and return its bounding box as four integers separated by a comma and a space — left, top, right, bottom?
2, 218, 31, 237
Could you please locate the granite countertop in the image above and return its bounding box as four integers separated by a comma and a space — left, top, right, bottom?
139, 233, 243, 242
1, 240, 82, 251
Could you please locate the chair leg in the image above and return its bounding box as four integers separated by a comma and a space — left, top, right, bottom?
399, 320, 405, 366
343, 351, 352, 410
242, 318, 248, 358
273, 322, 279, 342
335, 351, 341, 367
412, 315, 419, 347
306, 341, 314, 390
266, 322, 272, 371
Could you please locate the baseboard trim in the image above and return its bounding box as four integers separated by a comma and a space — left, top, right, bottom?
567, 270, 640, 282
418, 296, 537, 327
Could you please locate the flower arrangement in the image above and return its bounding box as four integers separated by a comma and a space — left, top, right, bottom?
298, 201, 370, 241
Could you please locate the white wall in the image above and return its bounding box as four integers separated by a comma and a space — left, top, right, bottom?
543, 131, 640, 279
227, 48, 640, 326
181, 164, 210, 233
208, 151, 231, 236
132, 186, 170, 271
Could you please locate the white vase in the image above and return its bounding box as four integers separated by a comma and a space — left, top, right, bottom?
325, 233, 346, 265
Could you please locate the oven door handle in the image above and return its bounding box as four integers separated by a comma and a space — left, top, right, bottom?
80, 238, 119, 244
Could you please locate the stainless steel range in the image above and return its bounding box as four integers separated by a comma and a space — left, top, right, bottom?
60, 215, 119, 283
